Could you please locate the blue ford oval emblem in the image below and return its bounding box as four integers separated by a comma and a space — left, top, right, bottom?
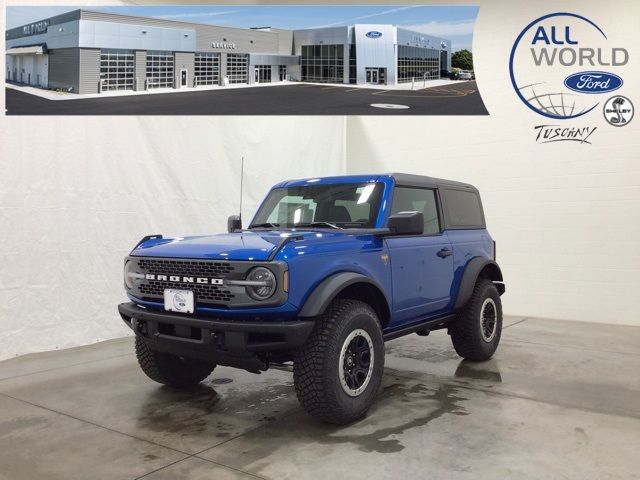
366, 31, 382, 39
564, 71, 623, 94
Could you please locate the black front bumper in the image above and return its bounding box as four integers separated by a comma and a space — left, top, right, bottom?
118, 302, 314, 370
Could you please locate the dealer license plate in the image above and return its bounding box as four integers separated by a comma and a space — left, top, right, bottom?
164, 289, 194, 314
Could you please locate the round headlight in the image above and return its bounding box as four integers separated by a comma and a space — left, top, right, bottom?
245, 267, 276, 300
124, 260, 138, 289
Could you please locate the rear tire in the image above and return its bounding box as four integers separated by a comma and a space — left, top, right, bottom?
450, 279, 502, 361
293, 299, 384, 425
135, 336, 216, 388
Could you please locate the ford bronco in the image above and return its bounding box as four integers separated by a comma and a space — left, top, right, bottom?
119, 173, 505, 424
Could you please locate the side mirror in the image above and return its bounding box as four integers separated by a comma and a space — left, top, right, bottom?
387, 211, 424, 235
227, 215, 242, 233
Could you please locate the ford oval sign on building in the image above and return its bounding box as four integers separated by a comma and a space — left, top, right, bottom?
563, 71, 623, 94
365, 31, 383, 39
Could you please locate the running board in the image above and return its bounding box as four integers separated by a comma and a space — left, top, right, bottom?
383, 314, 457, 341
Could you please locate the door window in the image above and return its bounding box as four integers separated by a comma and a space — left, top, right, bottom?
390, 187, 440, 234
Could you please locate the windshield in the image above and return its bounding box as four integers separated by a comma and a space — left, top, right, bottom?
250, 183, 384, 229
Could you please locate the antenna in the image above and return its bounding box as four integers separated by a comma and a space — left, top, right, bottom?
239, 156, 245, 221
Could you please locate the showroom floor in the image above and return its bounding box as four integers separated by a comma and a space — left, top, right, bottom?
1, 316, 638, 480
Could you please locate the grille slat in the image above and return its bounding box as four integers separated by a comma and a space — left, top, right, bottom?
137, 258, 234, 276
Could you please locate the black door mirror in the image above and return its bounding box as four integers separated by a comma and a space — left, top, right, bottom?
227, 215, 242, 233
387, 211, 424, 235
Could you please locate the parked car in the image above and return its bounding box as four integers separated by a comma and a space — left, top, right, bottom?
458, 70, 475, 80
119, 173, 505, 424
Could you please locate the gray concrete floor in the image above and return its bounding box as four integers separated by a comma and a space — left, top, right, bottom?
1, 316, 639, 480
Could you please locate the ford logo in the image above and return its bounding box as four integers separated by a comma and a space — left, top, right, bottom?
365, 31, 383, 39
564, 71, 623, 94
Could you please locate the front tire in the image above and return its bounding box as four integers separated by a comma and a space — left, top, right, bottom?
450, 279, 502, 361
135, 336, 216, 388
293, 299, 384, 424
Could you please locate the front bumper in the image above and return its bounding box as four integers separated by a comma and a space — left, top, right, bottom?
118, 302, 314, 370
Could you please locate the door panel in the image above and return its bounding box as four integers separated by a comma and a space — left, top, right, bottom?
386, 235, 454, 325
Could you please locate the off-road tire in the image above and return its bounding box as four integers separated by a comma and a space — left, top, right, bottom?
293, 299, 384, 425
450, 278, 502, 361
135, 336, 216, 388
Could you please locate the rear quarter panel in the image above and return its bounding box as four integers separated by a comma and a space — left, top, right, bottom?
446, 229, 494, 307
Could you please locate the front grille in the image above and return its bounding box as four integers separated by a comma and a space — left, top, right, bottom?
135, 258, 236, 305
137, 258, 235, 276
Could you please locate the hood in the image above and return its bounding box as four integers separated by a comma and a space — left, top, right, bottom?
131, 230, 371, 261
131, 232, 292, 261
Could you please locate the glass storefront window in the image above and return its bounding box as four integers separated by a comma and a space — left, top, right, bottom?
254, 65, 271, 83
301, 44, 345, 83
397, 45, 441, 83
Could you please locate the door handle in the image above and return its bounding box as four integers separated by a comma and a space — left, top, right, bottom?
437, 248, 453, 258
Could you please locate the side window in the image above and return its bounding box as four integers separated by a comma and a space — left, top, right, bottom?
390, 187, 440, 234
443, 189, 484, 227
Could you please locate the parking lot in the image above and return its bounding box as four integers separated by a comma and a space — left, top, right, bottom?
6, 81, 487, 115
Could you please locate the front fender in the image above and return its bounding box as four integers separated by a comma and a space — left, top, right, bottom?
298, 272, 388, 318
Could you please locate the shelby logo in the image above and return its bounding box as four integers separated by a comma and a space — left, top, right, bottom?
533, 125, 597, 144
145, 274, 223, 285
509, 13, 628, 120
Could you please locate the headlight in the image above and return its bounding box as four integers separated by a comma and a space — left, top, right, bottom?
244, 267, 276, 300
124, 260, 141, 289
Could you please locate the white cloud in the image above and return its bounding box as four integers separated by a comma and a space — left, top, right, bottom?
155, 11, 240, 20
403, 20, 476, 37
310, 5, 421, 28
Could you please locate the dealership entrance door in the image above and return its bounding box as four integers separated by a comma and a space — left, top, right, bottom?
365, 68, 385, 85
180, 69, 188, 88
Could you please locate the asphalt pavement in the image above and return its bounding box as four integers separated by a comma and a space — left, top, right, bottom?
6, 81, 487, 115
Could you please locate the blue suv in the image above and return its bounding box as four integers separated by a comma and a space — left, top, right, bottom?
119, 173, 505, 424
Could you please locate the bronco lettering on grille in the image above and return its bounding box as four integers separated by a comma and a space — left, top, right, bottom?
144, 274, 223, 285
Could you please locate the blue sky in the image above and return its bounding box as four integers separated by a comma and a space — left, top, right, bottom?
6, 5, 478, 51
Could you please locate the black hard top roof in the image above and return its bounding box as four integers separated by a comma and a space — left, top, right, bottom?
386, 173, 478, 191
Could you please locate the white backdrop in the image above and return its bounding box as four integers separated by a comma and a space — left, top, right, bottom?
1, 0, 639, 361
0, 117, 346, 360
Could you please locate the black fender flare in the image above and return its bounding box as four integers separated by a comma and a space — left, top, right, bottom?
454, 257, 505, 310
298, 272, 389, 318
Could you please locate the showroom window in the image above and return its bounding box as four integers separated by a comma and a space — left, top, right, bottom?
100, 49, 134, 91
279, 65, 287, 81
397, 45, 441, 83
194, 52, 220, 86
254, 65, 271, 83
348, 45, 357, 84
390, 187, 441, 234
226, 54, 249, 84
146, 51, 174, 89
443, 189, 484, 228
301, 44, 345, 83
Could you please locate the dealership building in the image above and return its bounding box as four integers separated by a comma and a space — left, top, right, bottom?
5, 9, 452, 94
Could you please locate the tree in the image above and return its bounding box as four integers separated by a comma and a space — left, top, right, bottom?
452, 49, 474, 71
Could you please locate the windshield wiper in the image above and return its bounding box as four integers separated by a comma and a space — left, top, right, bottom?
248, 223, 280, 229
294, 222, 342, 230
